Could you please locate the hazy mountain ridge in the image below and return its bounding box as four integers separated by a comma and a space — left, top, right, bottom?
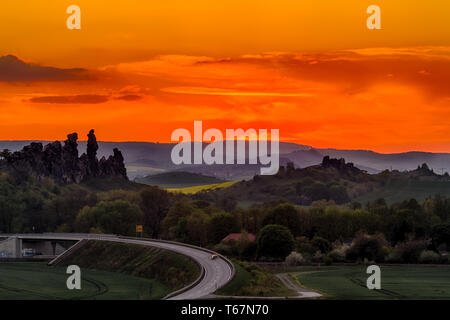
2, 140, 449, 180
318, 148, 450, 173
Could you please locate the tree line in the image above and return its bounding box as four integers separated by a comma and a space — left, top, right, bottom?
1, 171, 449, 264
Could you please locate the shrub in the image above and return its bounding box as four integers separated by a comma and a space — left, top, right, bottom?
431, 223, 450, 250
328, 244, 350, 262
312, 236, 332, 253
213, 242, 233, 256
346, 233, 388, 262
418, 250, 440, 264
439, 254, 450, 264
219, 261, 295, 297
285, 251, 304, 266
257, 224, 295, 260
386, 250, 403, 263
295, 236, 316, 256
312, 250, 324, 263
393, 240, 429, 263
240, 241, 258, 261
323, 255, 333, 266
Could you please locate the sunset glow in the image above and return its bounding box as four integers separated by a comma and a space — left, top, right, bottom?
0, 1, 449, 153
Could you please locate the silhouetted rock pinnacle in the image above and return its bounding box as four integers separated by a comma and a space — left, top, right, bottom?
86, 129, 100, 176
2, 130, 127, 183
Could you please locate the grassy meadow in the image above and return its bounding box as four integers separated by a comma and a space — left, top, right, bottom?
294, 265, 450, 299
0, 262, 168, 300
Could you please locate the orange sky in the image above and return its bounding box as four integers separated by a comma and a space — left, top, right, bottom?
0, 1, 450, 153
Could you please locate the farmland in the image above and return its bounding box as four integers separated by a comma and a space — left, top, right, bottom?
0, 262, 169, 300
294, 265, 450, 299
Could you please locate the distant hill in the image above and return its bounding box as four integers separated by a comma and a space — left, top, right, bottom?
199, 157, 450, 207
135, 171, 226, 189
317, 149, 450, 173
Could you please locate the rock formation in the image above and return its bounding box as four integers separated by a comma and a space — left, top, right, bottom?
87, 129, 99, 176
2, 130, 127, 184
320, 156, 361, 177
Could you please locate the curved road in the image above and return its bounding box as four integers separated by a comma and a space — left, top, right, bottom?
0, 233, 234, 300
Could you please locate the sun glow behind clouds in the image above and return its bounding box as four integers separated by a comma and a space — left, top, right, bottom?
161, 87, 314, 97
0, 1, 449, 151
1, 47, 450, 153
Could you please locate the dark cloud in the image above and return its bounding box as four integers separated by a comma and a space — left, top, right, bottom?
0, 55, 89, 82
115, 94, 142, 101
29, 94, 109, 104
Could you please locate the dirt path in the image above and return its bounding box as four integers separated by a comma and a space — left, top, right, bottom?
208, 270, 325, 300
208, 272, 323, 300
276, 273, 323, 299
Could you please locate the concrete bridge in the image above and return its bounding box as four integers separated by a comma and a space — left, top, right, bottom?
0, 233, 117, 258
0, 233, 235, 299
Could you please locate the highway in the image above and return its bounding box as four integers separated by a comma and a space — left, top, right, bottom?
0, 233, 234, 300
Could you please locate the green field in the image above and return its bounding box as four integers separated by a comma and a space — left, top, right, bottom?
135, 171, 226, 189
127, 165, 166, 175
294, 265, 450, 299
168, 181, 238, 194
0, 262, 169, 300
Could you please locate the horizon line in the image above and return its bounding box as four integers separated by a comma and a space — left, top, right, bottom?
0, 139, 449, 155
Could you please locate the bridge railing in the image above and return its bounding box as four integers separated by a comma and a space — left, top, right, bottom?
0, 233, 119, 240
48, 239, 89, 266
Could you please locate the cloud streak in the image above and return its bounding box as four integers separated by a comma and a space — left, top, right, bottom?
161, 87, 313, 97
0, 55, 89, 82
29, 94, 109, 104
114, 94, 143, 101
3, 47, 450, 152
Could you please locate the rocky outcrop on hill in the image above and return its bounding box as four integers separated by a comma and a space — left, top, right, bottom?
2, 130, 127, 184
321, 156, 360, 174
413, 163, 436, 176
